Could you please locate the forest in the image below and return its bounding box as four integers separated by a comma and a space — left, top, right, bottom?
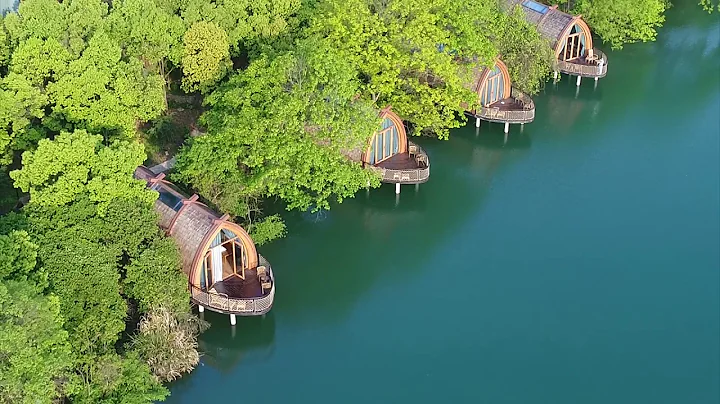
0, 0, 675, 402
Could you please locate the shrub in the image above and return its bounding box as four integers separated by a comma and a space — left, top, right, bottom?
130, 307, 208, 382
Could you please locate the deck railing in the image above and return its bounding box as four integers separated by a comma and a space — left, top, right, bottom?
477, 88, 535, 124
557, 48, 607, 78
190, 255, 275, 316
377, 141, 430, 184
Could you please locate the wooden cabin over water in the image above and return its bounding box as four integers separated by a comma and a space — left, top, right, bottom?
134, 167, 275, 325
466, 58, 536, 133
357, 107, 430, 194
504, 0, 608, 85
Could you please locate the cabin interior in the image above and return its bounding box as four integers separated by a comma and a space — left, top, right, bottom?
198, 227, 272, 299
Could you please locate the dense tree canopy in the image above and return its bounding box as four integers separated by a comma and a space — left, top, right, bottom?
10, 130, 153, 211
307, 0, 497, 138
0, 281, 72, 404
555, 0, 670, 49
4, 130, 200, 402
181, 21, 231, 92
174, 39, 381, 213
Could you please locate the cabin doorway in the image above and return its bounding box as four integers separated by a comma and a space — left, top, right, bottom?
368, 117, 400, 164
202, 229, 249, 290
561, 24, 587, 61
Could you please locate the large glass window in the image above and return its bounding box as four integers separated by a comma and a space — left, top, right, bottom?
480, 66, 505, 106
368, 117, 401, 165
561, 24, 587, 61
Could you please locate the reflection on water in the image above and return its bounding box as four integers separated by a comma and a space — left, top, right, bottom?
198, 313, 276, 373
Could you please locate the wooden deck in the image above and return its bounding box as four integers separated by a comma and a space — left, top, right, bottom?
372, 141, 430, 184
557, 48, 608, 78
191, 255, 275, 316
470, 88, 535, 124
214, 267, 264, 299
376, 153, 422, 171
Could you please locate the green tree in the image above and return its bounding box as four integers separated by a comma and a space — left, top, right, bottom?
556, 0, 670, 49
10, 130, 153, 211
309, 0, 499, 138
489, 7, 554, 94
0, 229, 46, 291
10, 128, 200, 400
124, 237, 188, 314
1, 0, 166, 146
0, 16, 9, 67
0, 73, 49, 165
47, 32, 165, 136
181, 21, 231, 92
107, 0, 185, 72
0, 281, 72, 404
66, 352, 168, 404
175, 40, 381, 213
177, 0, 300, 52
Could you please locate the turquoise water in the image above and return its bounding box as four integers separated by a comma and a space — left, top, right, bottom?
169, 4, 720, 403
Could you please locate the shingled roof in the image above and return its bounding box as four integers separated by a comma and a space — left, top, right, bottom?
503, 0, 575, 49
134, 166, 258, 277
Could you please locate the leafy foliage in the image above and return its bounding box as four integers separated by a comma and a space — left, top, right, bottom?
124, 237, 189, 314
3, 128, 196, 402
249, 214, 287, 246
555, 0, 670, 49
177, 0, 300, 52
174, 40, 381, 213
0, 229, 46, 291
0, 281, 72, 404
10, 130, 153, 212
489, 7, 554, 94
130, 307, 207, 382
308, 0, 497, 138
181, 21, 231, 92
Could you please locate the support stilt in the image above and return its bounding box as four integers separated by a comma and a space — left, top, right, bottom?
520, 123, 524, 133
553, 71, 558, 80
576, 75, 582, 86
395, 183, 400, 194
594, 76, 599, 82
475, 117, 480, 128
415, 183, 419, 192
230, 314, 236, 326
503, 122, 509, 134
504, 131, 508, 145
198, 305, 204, 313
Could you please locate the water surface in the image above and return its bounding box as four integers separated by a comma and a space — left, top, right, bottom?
169, 4, 720, 403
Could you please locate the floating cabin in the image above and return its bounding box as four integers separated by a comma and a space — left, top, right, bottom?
355, 107, 430, 194
504, 0, 608, 85
466, 58, 536, 133
134, 167, 275, 325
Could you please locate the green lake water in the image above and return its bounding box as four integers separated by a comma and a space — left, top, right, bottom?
169, 3, 720, 403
